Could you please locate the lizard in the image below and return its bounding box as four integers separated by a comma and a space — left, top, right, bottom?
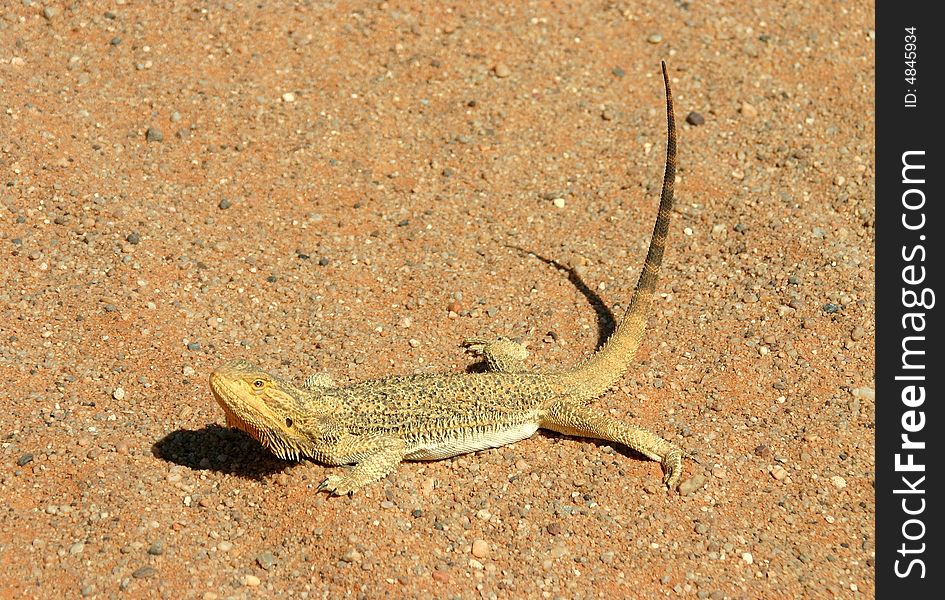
209, 62, 683, 496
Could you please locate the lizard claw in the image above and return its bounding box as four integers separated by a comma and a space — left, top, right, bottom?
317, 474, 359, 497
661, 447, 684, 490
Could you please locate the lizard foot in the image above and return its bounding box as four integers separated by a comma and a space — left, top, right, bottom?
317, 473, 359, 497
661, 446, 684, 490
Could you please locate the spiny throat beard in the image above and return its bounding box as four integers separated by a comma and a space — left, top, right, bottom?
219, 402, 305, 461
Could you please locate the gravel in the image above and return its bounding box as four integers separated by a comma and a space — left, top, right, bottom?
0, 1, 875, 598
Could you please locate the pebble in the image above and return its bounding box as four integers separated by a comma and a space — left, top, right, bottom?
147, 540, 165, 556
686, 112, 705, 126
256, 551, 277, 570
770, 466, 789, 481
17, 453, 34, 466
112, 387, 125, 401
341, 548, 362, 563
69, 542, 85, 555
494, 63, 511, 78
851, 387, 874, 402
145, 127, 164, 142
678, 473, 706, 496
218, 198, 232, 210
471, 539, 489, 558
739, 102, 758, 118
43, 6, 60, 20
126, 232, 141, 245
242, 574, 261, 587
447, 300, 462, 313
830, 476, 847, 489
282, 92, 296, 103
741, 552, 754, 565
552, 198, 566, 208
647, 33, 663, 44
131, 566, 157, 579
218, 541, 233, 552
611, 66, 625, 78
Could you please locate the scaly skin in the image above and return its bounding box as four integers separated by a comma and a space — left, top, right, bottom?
209, 63, 683, 496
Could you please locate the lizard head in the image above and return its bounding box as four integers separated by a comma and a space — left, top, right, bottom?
209, 359, 316, 461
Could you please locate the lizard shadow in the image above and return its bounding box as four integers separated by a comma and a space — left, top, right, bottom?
152, 425, 290, 480
507, 246, 618, 350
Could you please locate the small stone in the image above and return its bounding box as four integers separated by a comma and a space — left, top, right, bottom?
182, 366, 196, 377
830, 475, 847, 489
686, 111, 705, 126
146, 127, 164, 142
43, 6, 60, 20
850, 326, 865, 340
552, 198, 566, 208
69, 542, 85, 555
16, 453, 34, 466
678, 473, 706, 496
131, 566, 157, 579
341, 548, 362, 563
218, 198, 232, 210
546, 522, 562, 536
256, 551, 277, 570
217, 541, 233, 552
110, 37, 122, 46
753, 444, 770, 457
242, 574, 261, 587
741, 552, 754, 565
126, 232, 141, 245
187, 342, 201, 351
282, 92, 296, 103
647, 33, 663, 44
823, 303, 841, 314
147, 540, 165, 556
471, 539, 489, 558
738, 102, 758, 118
600, 550, 615, 564
770, 465, 789, 481
493, 63, 511, 78
611, 66, 625, 78
851, 387, 875, 402
112, 387, 125, 401
408, 338, 421, 348
447, 300, 462, 313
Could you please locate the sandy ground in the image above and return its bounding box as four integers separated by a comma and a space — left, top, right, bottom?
0, 1, 875, 598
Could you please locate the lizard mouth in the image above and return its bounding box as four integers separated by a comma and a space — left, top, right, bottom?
209, 369, 311, 461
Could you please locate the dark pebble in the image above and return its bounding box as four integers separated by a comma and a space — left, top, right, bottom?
147, 540, 165, 556
146, 127, 163, 142
611, 66, 625, 78
546, 522, 562, 536
318, 257, 330, 266
187, 342, 201, 351
753, 444, 770, 457
686, 111, 705, 126
104, 304, 117, 313
266, 275, 277, 283
411, 509, 423, 518
788, 275, 801, 285
110, 37, 122, 46
17, 453, 34, 466
126, 232, 141, 245
823, 303, 841, 314
218, 198, 232, 210
131, 566, 156, 579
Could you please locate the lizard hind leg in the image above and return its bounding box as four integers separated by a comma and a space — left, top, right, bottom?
540, 400, 683, 489
463, 337, 530, 373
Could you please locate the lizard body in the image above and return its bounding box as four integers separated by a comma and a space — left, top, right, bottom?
210, 62, 683, 496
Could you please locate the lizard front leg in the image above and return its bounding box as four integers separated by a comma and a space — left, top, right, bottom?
463, 337, 529, 373
315, 434, 407, 496
540, 400, 683, 489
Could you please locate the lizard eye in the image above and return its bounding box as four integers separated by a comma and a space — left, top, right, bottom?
285, 417, 293, 428
253, 379, 265, 389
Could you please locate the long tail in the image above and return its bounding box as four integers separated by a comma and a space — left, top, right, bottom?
563, 61, 677, 400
